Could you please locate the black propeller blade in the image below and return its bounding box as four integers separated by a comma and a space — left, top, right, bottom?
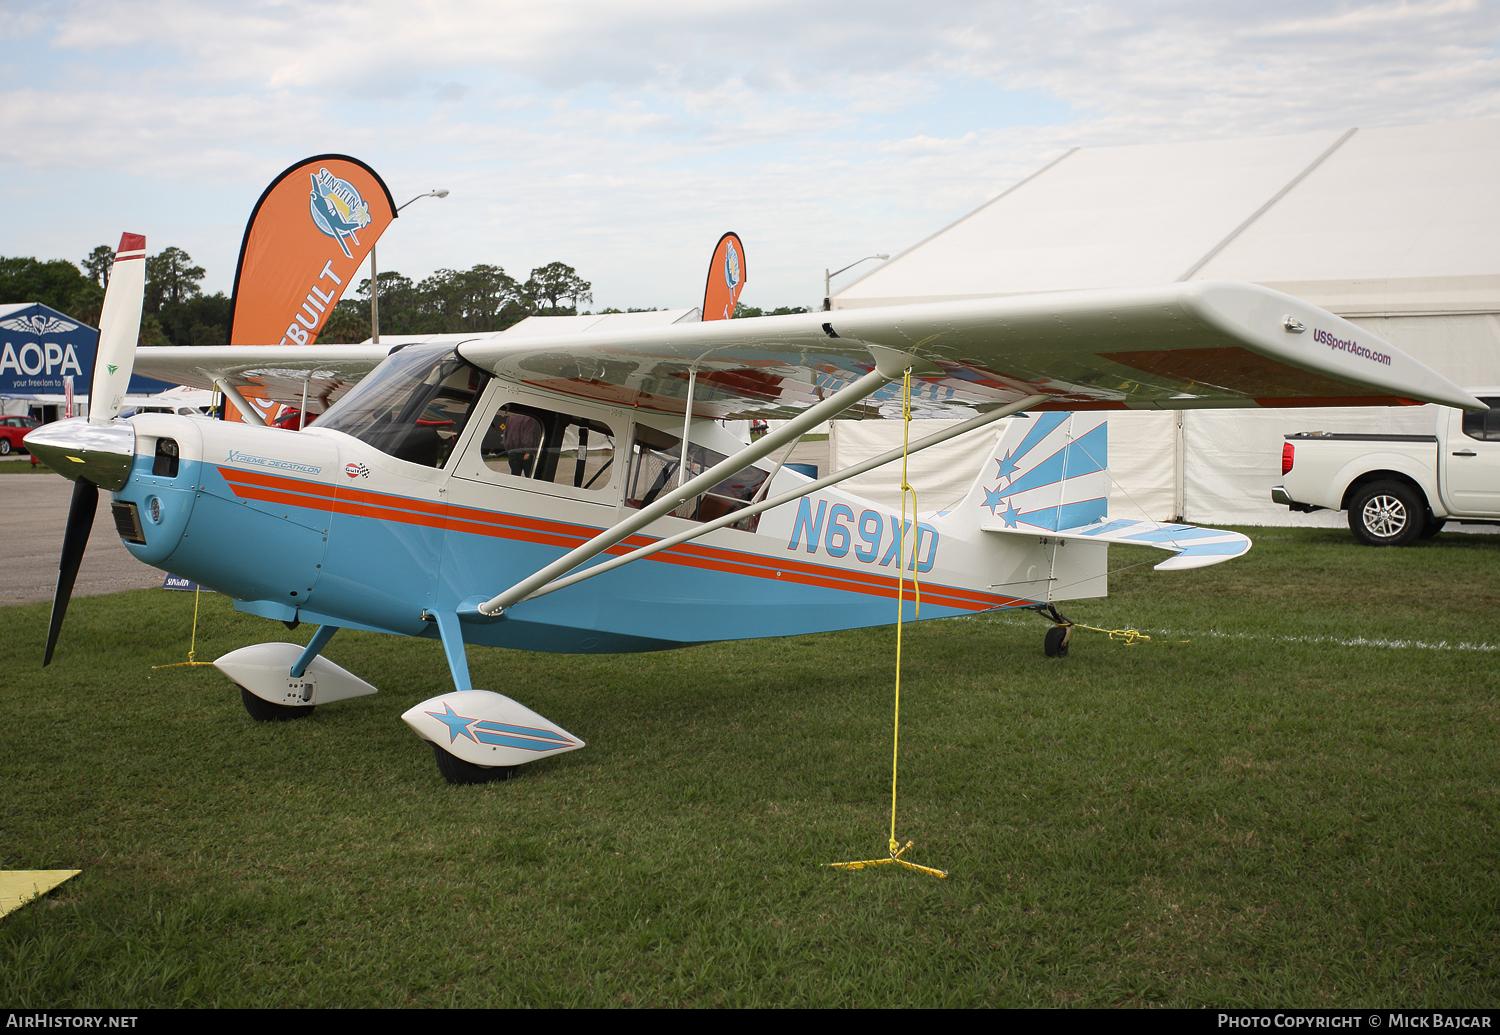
44, 477, 98, 667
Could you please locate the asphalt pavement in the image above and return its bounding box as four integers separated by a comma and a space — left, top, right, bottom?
0, 463, 164, 605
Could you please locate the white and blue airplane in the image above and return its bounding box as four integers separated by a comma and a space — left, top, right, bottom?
27, 233, 1483, 784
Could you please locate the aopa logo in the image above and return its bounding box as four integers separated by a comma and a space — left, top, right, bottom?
309, 168, 372, 259
723, 240, 741, 290
0, 315, 79, 337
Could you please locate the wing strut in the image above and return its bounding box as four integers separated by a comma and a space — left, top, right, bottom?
521, 392, 1051, 602
677, 366, 698, 490
473, 367, 893, 617
210, 376, 267, 427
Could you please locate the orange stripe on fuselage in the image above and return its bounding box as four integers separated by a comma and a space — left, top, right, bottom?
214, 467, 1017, 612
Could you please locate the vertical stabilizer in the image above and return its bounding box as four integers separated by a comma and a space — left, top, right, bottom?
959, 411, 1110, 532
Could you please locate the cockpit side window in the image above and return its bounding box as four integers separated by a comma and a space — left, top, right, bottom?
626, 424, 768, 531
470, 402, 617, 491
316, 344, 491, 468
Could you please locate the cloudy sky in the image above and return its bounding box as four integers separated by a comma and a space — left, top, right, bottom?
4, 1, 1499, 311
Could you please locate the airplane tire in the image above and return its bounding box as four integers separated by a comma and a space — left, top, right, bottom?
1349, 481, 1423, 547
239, 686, 316, 721
1044, 625, 1070, 658
431, 742, 517, 786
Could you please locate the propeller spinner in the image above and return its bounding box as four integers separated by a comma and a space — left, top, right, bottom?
28, 233, 147, 665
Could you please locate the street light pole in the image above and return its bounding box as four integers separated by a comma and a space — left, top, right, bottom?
370, 189, 450, 344
823, 254, 889, 311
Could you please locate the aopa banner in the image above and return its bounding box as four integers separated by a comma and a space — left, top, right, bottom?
0, 302, 167, 401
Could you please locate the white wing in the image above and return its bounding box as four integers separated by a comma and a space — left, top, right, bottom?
134, 282, 1482, 417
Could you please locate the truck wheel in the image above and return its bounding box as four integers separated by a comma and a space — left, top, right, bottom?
1349, 481, 1423, 547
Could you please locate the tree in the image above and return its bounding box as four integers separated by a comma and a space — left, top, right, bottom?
316, 302, 371, 344
523, 262, 592, 316
81, 245, 115, 288
733, 305, 808, 319
144, 247, 205, 312
154, 289, 230, 347
356, 271, 419, 335
137, 314, 169, 348
0, 256, 104, 325
3, 246, 229, 343
418, 265, 523, 332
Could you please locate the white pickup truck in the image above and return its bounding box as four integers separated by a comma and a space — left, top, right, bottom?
1272, 390, 1500, 545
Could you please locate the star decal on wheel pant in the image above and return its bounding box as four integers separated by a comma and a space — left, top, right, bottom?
426, 702, 479, 743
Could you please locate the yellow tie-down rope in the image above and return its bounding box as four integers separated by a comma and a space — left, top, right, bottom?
828, 369, 948, 880
1063, 621, 1154, 647
152, 584, 216, 671
1035, 600, 1175, 650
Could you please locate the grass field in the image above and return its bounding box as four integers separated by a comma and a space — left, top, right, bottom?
2, 527, 1497, 1007
0, 459, 52, 473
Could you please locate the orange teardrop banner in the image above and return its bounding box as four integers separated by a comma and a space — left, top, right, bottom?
701, 232, 747, 322
229, 154, 396, 347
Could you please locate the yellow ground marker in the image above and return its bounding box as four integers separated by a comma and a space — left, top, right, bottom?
0, 870, 80, 918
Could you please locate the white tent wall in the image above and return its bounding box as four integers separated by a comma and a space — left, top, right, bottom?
829, 413, 1179, 520
1102, 412, 1176, 522
828, 419, 1008, 513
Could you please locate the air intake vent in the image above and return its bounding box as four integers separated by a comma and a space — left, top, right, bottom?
111, 501, 147, 545
152, 438, 180, 478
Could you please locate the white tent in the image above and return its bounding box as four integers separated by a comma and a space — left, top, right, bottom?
829, 119, 1500, 526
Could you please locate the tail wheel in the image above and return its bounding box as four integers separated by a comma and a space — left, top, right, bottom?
239, 686, 316, 722
430, 742, 517, 786
1349, 480, 1423, 547
1044, 624, 1071, 658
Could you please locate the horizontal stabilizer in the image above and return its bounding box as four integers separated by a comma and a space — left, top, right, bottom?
981, 516, 1251, 570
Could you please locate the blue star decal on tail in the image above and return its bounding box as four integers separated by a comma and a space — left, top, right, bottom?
426, 702, 479, 743
981, 485, 1005, 515
1001, 500, 1022, 528
995, 448, 1021, 482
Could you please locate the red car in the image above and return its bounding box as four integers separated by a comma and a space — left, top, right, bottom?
1, 415, 40, 456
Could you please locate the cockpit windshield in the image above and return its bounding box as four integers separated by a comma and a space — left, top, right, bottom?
316, 344, 490, 468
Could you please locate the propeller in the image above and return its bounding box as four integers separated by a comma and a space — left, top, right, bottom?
43, 479, 99, 666
42, 232, 146, 667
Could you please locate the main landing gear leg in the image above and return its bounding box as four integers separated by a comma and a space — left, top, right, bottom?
423, 610, 516, 785
1027, 603, 1073, 658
